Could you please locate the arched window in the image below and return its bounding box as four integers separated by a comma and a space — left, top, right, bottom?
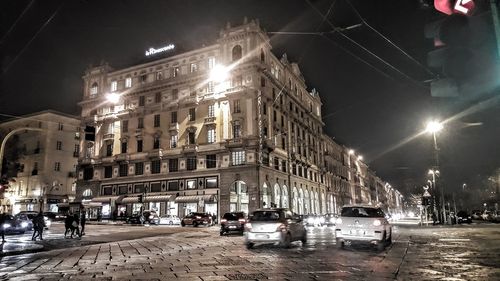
292, 187, 299, 213
273, 183, 281, 208
261, 183, 270, 208
281, 185, 288, 208
298, 188, 304, 214
230, 181, 248, 213
90, 82, 98, 95
83, 189, 92, 197
232, 45, 242, 61
304, 190, 310, 214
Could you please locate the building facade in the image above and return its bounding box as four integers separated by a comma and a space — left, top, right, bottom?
0, 110, 80, 214
75, 19, 402, 220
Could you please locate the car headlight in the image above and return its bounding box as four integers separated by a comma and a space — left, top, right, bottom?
335, 218, 342, 225
21, 222, 29, 228
307, 218, 314, 224
373, 219, 382, 226
3, 223, 11, 229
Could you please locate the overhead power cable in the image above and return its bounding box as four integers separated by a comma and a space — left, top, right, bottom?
0, 0, 35, 46
344, 0, 436, 77
305, 0, 427, 89
2, 2, 64, 74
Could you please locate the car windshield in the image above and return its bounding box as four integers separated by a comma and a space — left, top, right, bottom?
223, 213, 244, 220
251, 211, 281, 221
341, 207, 385, 218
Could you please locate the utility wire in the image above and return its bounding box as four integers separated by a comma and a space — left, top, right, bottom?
2, 2, 64, 74
0, 0, 35, 46
305, 0, 427, 89
344, 0, 436, 77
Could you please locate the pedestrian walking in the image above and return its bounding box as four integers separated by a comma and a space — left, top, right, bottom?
0, 213, 6, 243
32, 212, 45, 241
64, 213, 74, 238
80, 211, 86, 236
71, 213, 80, 238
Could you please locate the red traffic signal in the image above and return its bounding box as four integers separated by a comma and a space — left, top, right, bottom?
435, 0, 475, 15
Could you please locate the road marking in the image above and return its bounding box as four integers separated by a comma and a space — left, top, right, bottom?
438, 238, 470, 242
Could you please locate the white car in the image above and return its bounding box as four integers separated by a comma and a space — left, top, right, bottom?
335, 205, 392, 251
159, 215, 181, 225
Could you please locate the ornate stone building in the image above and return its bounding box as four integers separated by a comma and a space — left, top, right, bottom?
75, 19, 401, 219
0, 110, 80, 214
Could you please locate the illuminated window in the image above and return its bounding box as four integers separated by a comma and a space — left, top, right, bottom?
208, 57, 215, 69
125, 77, 132, 88
207, 81, 214, 93
111, 81, 117, 92
156, 71, 163, 80
173, 67, 180, 77
190, 63, 198, 73
208, 104, 214, 117
170, 135, 178, 148
207, 128, 216, 144
231, 151, 245, 166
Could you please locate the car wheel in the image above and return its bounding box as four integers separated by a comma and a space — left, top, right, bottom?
387, 232, 392, 245
169, 221, 173, 225
246, 242, 254, 249
220, 231, 224, 236
193, 222, 198, 227
181, 222, 185, 227
336, 238, 344, 249
377, 233, 386, 251
282, 233, 292, 248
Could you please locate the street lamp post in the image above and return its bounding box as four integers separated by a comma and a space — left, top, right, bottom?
426, 120, 446, 224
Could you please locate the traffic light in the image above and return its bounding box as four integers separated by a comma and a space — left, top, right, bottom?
427, 1, 498, 98
84, 126, 95, 141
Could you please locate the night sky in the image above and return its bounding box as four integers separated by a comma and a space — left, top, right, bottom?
1, 0, 499, 199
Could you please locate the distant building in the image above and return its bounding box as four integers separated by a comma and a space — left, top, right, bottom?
0, 110, 80, 214
75, 19, 402, 220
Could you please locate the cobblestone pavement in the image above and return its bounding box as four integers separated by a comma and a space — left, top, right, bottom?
1, 224, 499, 281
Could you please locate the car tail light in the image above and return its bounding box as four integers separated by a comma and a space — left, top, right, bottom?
245, 223, 252, 231
195, 216, 201, 219
220, 219, 227, 223
238, 218, 246, 223
373, 219, 382, 226
276, 223, 287, 232
335, 218, 343, 225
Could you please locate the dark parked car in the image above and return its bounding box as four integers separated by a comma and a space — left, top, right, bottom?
220, 212, 246, 235
126, 210, 159, 224
456, 211, 472, 224
2, 215, 28, 234
181, 212, 212, 227
43, 212, 66, 222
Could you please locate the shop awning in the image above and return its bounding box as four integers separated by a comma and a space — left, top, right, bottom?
90, 196, 118, 203
144, 195, 172, 203
120, 196, 139, 204
82, 202, 102, 207
174, 195, 215, 203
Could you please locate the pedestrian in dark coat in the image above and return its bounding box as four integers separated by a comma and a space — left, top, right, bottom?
32, 213, 45, 241
71, 213, 80, 238
64, 214, 74, 238
80, 211, 86, 236
0, 214, 6, 243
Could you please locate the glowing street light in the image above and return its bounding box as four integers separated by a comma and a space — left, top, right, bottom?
357, 155, 363, 161
106, 93, 120, 104
209, 64, 229, 83
348, 149, 355, 155
425, 120, 443, 134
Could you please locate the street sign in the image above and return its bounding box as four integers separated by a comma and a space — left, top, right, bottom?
423, 190, 432, 197
434, 0, 475, 15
